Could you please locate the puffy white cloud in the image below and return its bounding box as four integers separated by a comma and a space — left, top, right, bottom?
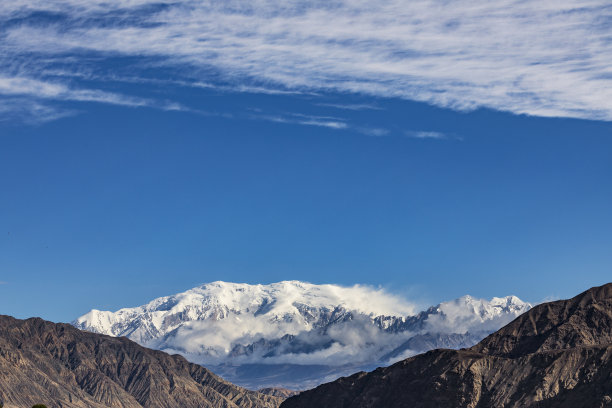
423, 295, 531, 334
160, 313, 417, 366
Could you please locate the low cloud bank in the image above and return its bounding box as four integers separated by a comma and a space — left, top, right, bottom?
75, 281, 531, 368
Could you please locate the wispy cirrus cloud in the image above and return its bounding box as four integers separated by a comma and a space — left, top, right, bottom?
405, 130, 448, 140
1, 1, 612, 121
0, 98, 76, 123
316, 103, 382, 111
248, 111, 391, 135
0, 75, 188, 122
250, 112, 349, 130
0, 76, 150, 107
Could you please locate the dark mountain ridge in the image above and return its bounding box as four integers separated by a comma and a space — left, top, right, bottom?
0, 315, 282, 408
281, 283, 612, 408
473, 282, 612, 357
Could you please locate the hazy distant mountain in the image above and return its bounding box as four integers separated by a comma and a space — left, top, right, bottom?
74, 281, 531, 389
0, 315, 282, 408
281, 283, 612, 408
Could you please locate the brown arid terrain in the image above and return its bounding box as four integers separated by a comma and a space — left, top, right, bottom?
0, 315, 282, 408
281, 282, 612, 408
257, 388, 300, 398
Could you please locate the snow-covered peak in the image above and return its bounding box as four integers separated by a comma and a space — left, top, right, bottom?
183, 280, 416, 317
73, 280, 532, 388
423, 294, 531, 334
73, 281, 416, 343
442, 294, 530, 316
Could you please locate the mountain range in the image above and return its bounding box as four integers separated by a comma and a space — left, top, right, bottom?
1, 282, 611, 407
0, 315, 281, 408
73, 281, 531, 389
281, 282, 612, 408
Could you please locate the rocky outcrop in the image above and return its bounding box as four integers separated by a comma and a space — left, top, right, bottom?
257, 388, 299, 398
281, 283, 612, 408
472, 282, 612, 357
0, 315, 283, 408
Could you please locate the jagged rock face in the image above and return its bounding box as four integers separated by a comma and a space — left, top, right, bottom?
73, 281, 531, 388
0, 315, 282, 408
281, 283, 612, 408
257, 388, 300, 398
472, 283, 612, 357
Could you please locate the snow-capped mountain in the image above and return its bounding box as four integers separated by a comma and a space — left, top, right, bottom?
74, 281, 415, 347
73, 281, 531, 389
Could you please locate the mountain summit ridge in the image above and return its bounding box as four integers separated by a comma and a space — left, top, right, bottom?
73, 281, 531, 388
74, 280, 416, 344
74, 281, 529, 341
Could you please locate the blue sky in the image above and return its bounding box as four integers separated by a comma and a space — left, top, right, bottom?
1, 0, 611, 322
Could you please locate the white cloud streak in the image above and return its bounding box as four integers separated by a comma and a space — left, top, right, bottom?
405, 130, 447, 140
2, 1, 612, 121
0, 76, 150, 107
252, 113, 350, 130
0, 98, 76, 123
316, 103, 382, 111
0, 75, 192, 121
248, 112, 392, 135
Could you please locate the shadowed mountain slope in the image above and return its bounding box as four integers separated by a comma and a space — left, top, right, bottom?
281, 283, 612, 408
257, 388, 300, 398
472, 282, 612, 357
0, 315, 282, 408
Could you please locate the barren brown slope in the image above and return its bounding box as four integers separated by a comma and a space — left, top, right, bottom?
0, 315, 283, 408
472, 282, 612, 357
281, 283, 612, 408
258, 388, 300, 398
